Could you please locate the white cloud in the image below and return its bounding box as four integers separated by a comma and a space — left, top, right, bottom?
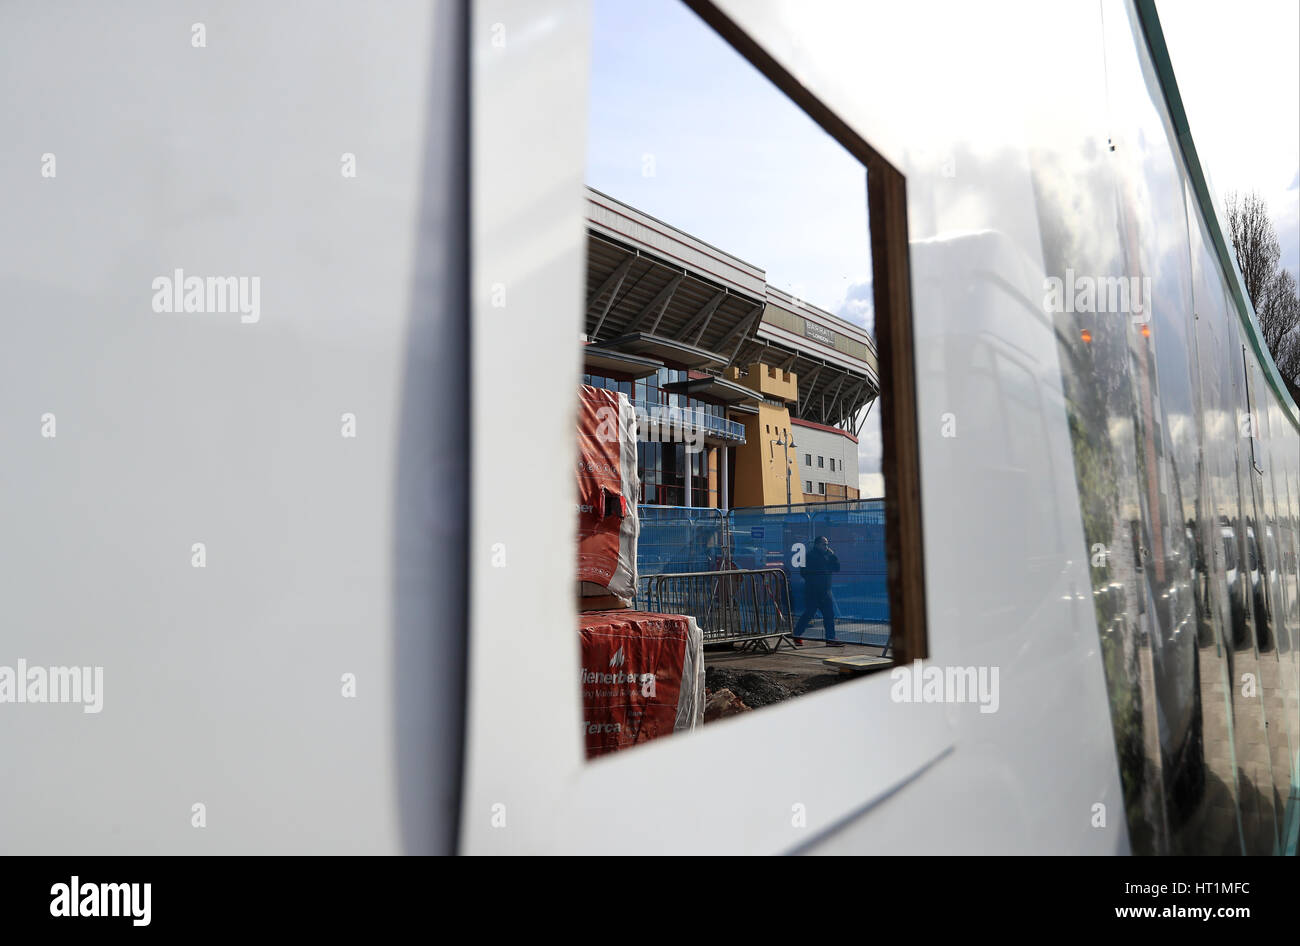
858, 473, 885, 498
856, 405, 883, 482
1158, 0, 1300, 280
835, 277, 875, 333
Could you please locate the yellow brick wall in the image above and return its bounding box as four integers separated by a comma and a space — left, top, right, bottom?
732, 403, 798, 506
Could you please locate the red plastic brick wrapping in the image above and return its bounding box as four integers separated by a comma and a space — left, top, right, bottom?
578, 610, 703, 758
576, 385, 639, 600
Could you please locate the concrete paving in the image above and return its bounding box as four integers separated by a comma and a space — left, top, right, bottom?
705, 639, 891, 678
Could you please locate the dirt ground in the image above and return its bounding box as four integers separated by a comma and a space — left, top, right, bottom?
704, 664, 844, 709
702, 640, 887, 717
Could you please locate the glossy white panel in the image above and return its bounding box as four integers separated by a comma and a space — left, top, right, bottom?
463, 0, 954, 855
705, 0, 1126, 852
0, 0, 466, 853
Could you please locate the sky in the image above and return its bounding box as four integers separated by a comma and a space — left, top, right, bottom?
587, 0, 1299, 499
585, 0, 881, 490
585, 0, 872, 328
1159, 0, 1300, 285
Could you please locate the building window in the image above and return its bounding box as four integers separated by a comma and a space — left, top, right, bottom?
818, 482, 826, 495
804, 453, 811, 466
817, 456, 824, 468
804, 480, 812, 493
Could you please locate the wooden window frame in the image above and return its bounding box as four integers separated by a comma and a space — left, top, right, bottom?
685, 0, 929, 663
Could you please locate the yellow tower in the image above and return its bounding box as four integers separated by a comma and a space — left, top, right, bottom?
728, 363, 799, 507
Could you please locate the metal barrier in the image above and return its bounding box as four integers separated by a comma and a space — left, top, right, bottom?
640, 568, 793, 651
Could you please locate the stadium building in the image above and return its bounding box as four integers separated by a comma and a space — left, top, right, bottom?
579, 187, 877, 508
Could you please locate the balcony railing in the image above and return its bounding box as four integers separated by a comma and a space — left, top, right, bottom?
627, 398, 746, 443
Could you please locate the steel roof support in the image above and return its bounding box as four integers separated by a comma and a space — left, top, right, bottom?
621, 272, 684, 336
837, 379, 868, 429
854, 394, 876, 437
588, 255, 635, 341
824, 374, 847, 426
720, 304, 765, 368
681, 290, 726, 345
796, 364, 823, 416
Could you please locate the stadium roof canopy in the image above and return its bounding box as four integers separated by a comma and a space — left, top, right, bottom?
583, 187, 879, 434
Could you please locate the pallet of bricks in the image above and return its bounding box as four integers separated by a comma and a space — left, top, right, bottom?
576, 384, 704, 758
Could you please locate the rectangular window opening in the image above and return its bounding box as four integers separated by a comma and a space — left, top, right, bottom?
574, 0, 927, 761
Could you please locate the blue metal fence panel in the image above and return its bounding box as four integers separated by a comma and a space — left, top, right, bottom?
809, 500, 890, 624
635, 500, 890, 645
636, 505, 728, 577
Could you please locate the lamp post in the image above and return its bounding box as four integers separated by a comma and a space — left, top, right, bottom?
774, 433, 795, 508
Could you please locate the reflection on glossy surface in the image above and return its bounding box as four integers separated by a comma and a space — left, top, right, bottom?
1036, 0, 1296, 854
460, 0, 1300, 854
710, 0, 1300, 855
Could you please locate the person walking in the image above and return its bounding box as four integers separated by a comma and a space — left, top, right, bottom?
793, 535, 843, 647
